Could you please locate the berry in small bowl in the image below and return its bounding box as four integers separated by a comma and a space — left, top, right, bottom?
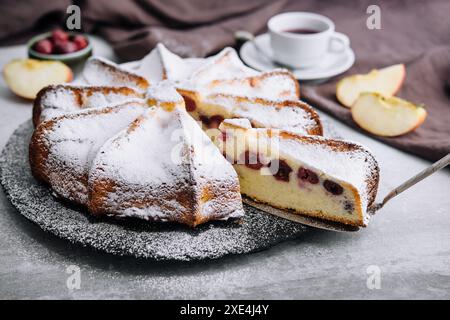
28, 29, 92, 65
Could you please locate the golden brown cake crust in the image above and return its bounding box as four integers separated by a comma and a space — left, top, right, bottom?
87, 177, 242, 227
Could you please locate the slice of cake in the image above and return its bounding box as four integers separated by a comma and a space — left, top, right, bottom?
33, 85, 142, 126
87, 87, 244, 226
137, 43, 203, 83
136, 45, 309, 133
29, 101, 147, 205
83, 56, 149, 92
188, 47, 258, 85
203, 69, 300, 100
80, 47, 315, 137
216, 119, 379, 227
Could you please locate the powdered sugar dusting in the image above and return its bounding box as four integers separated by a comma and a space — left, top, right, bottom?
146, 81, 183, 104
137, 43, 203, 83
205, 94, 319, 135
136, 45, 260, 94
190, 48, 258, 85
83, 56, 148, 91
203, 70, 298, 101
37, 85, 142, 123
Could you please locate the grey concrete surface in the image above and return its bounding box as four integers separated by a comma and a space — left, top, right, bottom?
0, 37, 449, 300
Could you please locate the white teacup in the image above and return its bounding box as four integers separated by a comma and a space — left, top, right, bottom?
268, 12, 349, 69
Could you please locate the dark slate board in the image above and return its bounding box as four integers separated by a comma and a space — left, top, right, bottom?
0, 121, 308, 261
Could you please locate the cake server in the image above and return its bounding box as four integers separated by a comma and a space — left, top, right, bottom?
244, 153, 450, 232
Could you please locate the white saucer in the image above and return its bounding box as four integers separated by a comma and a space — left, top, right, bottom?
240, 33, 355, 82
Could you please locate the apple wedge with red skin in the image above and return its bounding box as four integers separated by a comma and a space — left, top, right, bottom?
336, 64, 406, 108
351, 92, 427, 137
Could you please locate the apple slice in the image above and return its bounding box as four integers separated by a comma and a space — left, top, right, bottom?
336, 64, 406, 108
351, 92, 427, 137
3, 59, 73, 99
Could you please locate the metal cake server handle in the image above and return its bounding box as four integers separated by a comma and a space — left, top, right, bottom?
369, 153, 450, 215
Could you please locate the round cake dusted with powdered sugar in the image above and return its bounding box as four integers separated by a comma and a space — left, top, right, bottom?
11, 42, 380, 260
29, 44, 328, 228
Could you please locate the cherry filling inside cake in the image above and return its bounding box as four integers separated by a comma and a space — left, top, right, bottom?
179, 91, 233, 130
216, 119, 379, 227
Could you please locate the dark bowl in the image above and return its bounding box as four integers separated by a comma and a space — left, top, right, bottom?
27, 31, 93, 66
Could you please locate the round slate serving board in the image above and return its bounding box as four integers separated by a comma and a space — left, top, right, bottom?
0, 121, 308, 261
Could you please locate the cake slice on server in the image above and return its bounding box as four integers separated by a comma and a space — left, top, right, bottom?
88, 85, 244, 227
216, 119, 379, 227
33, 85, 143, 126
129, 44, 319, 135
29, 101, 148, 205
79, 44, 321, 136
